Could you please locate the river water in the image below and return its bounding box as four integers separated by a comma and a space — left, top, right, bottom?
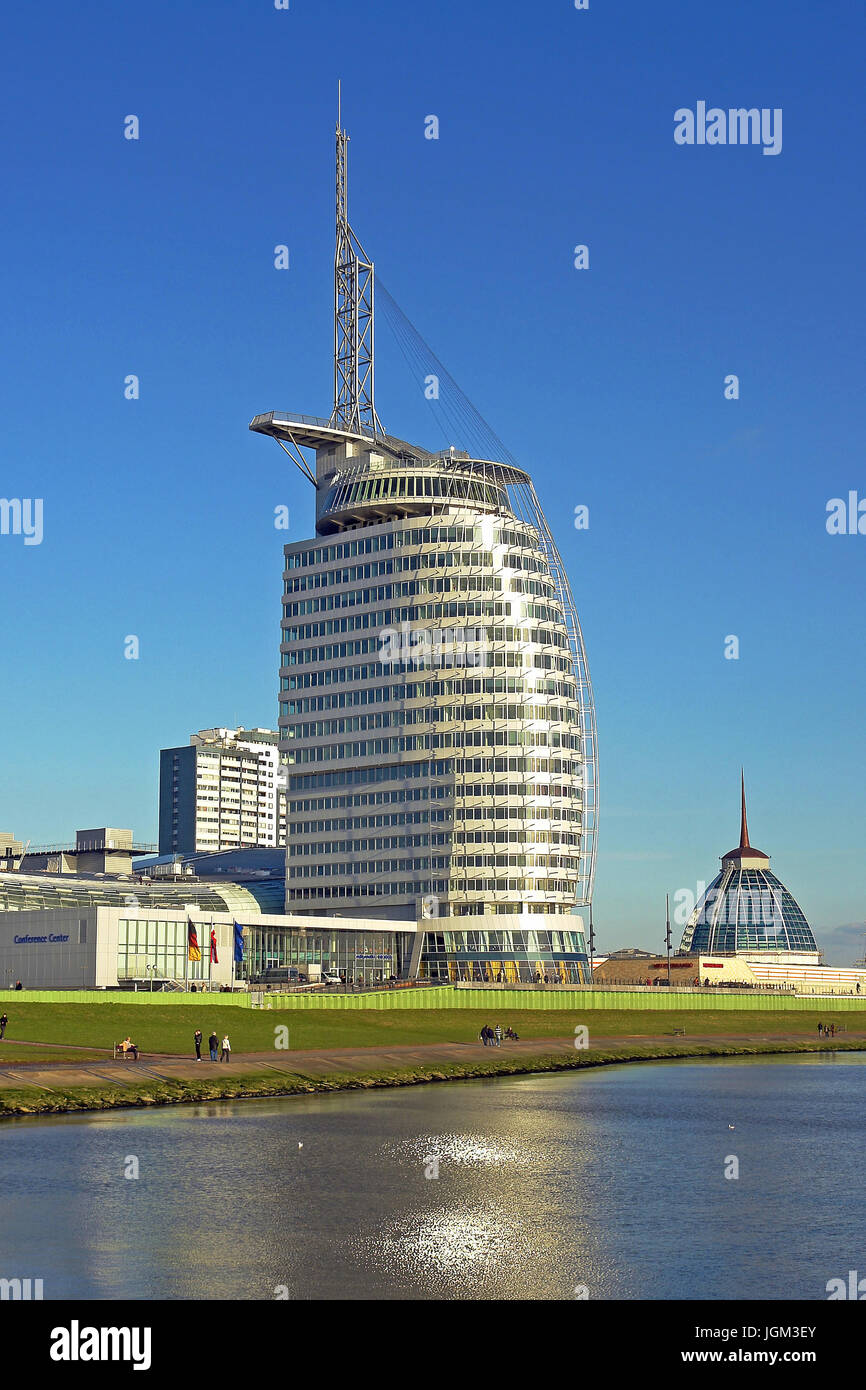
1, 1053, 862, 1300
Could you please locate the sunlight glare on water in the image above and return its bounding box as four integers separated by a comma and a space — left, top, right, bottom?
0, 1053, 861, 1301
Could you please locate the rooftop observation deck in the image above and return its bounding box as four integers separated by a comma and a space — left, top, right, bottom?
249, 412, 532, 486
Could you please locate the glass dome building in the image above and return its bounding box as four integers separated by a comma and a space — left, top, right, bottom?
679, 777, 818, 958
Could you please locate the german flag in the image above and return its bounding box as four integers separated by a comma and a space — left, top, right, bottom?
187, 920, 202, 963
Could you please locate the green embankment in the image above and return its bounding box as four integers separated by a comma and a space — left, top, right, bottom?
0, 1038, 863, 1118
0, 1003, 862, 1057
0, 1002, 860, 1118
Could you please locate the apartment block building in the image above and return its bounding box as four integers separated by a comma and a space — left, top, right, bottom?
158, 727, 287, 855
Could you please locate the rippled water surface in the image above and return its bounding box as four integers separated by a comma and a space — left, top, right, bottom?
1, 1053, 863, 1300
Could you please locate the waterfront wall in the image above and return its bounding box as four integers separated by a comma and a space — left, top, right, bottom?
0, 987, 862, 1012
244, 988, 866, 1012
0, 989, 254, 1007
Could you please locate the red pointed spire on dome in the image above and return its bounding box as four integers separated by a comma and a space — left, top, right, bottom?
722, 770, 767, 862
740, 769, 751, 850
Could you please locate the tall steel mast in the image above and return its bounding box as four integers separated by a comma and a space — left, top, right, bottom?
330, 83, 384, 437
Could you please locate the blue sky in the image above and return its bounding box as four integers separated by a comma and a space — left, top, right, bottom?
0, 0, 863, 960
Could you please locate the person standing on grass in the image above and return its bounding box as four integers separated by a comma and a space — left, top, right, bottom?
208, 1030, 219, 1062
0, 1013, 7, 1039
220, 1034, 231, 1062
194, 1028, 202, 1061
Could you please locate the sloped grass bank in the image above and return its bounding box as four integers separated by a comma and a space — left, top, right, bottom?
0, 1037, 862, 1118
2, 1004, 864, 1057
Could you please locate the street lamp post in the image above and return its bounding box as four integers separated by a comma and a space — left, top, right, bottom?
665, 893, 672, 990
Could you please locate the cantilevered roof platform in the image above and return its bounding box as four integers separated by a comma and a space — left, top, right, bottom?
249, 411, 428, 460
249, 410, 533, 487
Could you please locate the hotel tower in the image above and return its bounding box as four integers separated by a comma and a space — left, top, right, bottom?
251, 102, 598, 983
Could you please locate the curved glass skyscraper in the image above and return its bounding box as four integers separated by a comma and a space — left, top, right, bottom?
251, 105, 597, 983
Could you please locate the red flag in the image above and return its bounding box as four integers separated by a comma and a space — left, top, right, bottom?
210, 928, 219, 965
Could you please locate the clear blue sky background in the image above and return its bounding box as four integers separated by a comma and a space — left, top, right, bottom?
0, 1, 863, 960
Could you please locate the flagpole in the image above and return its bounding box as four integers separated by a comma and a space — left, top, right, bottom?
210, 922, 220, 990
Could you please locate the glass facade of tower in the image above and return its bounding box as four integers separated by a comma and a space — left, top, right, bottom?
275, 438, 595, 984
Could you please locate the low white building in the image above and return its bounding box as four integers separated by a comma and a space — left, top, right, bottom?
0, 906, 420, 991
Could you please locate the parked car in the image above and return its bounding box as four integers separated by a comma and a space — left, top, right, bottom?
260, 967, 306, 985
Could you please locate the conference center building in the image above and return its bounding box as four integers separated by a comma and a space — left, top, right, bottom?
0, 864, 418, 990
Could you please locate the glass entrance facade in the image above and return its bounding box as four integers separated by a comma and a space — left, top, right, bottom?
419, 924, 590, 983
117, 917, 206, 982
244, 923, 413, 985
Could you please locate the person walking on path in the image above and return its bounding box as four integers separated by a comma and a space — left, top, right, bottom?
220, 1034, 231, 1062
817, 1021, 823, 1037
494, 1024, 503, 1047
194, 1028, 202, 1061
0, 1013, 7, 1039
208, 1030, 219, 1062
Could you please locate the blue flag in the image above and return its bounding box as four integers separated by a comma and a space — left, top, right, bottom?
233, 922, 244, 964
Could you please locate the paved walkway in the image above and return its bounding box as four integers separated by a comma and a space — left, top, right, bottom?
0, 1029, 861, 1094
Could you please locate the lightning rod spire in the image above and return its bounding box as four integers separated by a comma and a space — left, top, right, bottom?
330, 83, 384, 437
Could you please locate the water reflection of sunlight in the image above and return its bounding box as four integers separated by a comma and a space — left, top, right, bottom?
383, 1132, 537, 1169
358, 1202, 531, 1283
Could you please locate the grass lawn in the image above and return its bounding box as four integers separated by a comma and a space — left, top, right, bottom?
0, 1044, 109, 1063
0, 1003, 861, 1058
